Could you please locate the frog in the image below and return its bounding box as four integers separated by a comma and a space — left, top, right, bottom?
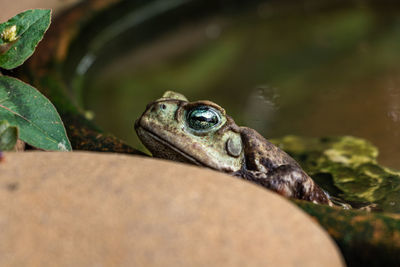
135, 91, 333, 206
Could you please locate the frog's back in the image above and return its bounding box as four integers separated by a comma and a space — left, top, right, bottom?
236, 127, 332, 205
239, 127, 300, 172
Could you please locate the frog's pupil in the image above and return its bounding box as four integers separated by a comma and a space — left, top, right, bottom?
187, 107, 220, 131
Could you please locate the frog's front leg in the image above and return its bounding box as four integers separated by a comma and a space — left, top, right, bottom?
235, 165, 333, 206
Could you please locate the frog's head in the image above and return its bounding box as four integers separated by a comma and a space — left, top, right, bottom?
135, 91, 243, 172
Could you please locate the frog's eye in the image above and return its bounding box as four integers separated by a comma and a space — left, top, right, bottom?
186, 106, 221, 131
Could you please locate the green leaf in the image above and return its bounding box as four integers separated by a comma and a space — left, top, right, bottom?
0, 9, 51, 70
0, 120, 18, 150
0, 76, 72, 151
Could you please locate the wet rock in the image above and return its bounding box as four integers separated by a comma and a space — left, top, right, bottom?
0, 152, 343, 266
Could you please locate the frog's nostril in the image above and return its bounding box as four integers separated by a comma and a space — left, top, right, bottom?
148, 103, 167, 113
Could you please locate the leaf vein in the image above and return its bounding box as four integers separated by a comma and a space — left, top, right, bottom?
0, 103, 58, 144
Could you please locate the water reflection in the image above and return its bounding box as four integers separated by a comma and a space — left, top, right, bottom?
244, 86, 279, 134
81, 0, 400, 170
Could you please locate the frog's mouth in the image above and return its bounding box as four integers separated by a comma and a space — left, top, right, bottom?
135, 124, 208, 168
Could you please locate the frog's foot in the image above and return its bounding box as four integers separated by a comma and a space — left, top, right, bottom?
329, 196, 352, 209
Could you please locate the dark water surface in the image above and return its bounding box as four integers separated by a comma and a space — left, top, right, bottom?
69, 0, 400, 171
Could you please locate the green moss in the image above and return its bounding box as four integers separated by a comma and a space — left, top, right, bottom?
272, 135, 400, 212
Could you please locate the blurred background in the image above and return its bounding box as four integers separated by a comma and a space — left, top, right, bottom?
3, 0, 400, 169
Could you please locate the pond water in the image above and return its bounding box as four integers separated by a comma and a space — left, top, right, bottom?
65, 0, 400, 210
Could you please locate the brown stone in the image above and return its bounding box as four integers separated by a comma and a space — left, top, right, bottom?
0, 0, 80, 22
0, 152, 344, 266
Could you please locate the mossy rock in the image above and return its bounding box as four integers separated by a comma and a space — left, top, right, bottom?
271, 135, 400, 213
271, 135, 400, 266
294, 200, 400, 267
